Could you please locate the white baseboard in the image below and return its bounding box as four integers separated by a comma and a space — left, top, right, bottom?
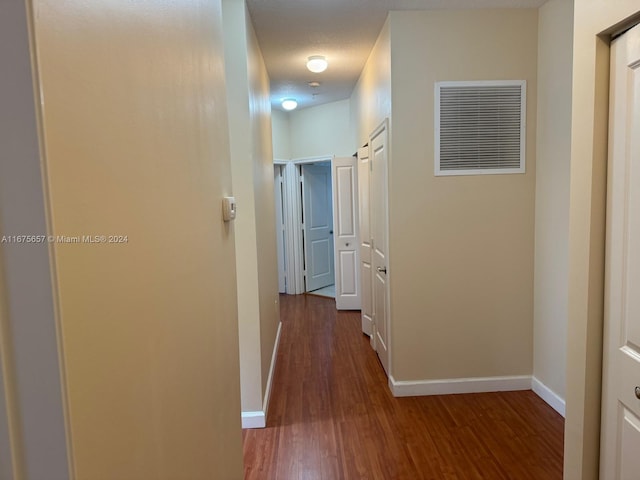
531, 376, 565, 417
241, 321, 282, 430
389, 374, 532, 397
262, 321, 282, 418
241, 411, 265, 429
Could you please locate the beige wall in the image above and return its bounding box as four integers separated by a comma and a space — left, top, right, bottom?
223, 0, 262, 414
387, 9, 538, 381
350, 18, 392, 148
31, 0, 244, 478
533, 0, 573, 407
247, 9, 281, 402
289, 99, 355, 158
566, 1, 640, 478
0, 2, 70, 478
223, 0, 280, 415
272, 109, 291, 160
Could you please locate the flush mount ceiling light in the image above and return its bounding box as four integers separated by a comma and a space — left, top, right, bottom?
281, 98, 298, 111
306, 55, 328, 73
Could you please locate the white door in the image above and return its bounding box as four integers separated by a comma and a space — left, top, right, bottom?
332, 157, 360, 310
601, 23, 640, 479
302, 163, 335, 292
370, 122, 390, 375
357, 146, 374, 338
274, 165, 286, 293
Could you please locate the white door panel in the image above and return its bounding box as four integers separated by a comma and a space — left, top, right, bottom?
332, 157, 360, 310
620, 408, 640, 479
601, 23, 640, 479
370, 123, 389, 375
302, 164, 334, 292
357, 146, 373, 338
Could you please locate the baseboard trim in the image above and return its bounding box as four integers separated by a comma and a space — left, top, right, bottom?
531, 376, 565, 417
262, 321, 282, 419
241, 411, 265, 429
389, 374, 532, 397
240, 321, 282, 430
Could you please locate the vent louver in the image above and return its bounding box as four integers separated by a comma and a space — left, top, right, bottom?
435, 81, 526, 176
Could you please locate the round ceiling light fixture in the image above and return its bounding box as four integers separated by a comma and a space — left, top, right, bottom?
306, 55, 328, 73
281, 98, 298, 111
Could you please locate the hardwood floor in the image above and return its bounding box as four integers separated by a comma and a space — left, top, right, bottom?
243, 294, 564, 479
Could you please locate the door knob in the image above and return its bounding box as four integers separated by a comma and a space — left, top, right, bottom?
376, 266, 387, 274
635, 386, 640, 400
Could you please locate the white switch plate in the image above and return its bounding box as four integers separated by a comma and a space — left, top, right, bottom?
222, 196, 236, 221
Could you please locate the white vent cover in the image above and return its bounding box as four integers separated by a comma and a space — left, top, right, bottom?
435, 80, 526, 176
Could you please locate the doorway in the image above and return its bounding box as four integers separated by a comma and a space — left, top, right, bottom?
273, 157, 361, 308
301, 161, 336, 297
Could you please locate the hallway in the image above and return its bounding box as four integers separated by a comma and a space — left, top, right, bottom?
242, 295, 564, 479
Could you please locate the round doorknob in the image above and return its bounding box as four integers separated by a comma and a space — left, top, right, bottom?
635, 386, 640, 400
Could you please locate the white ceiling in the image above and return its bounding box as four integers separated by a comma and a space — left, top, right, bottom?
246, 0, 546, 112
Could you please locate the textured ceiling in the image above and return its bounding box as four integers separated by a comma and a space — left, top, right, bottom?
246, 0, 546, 111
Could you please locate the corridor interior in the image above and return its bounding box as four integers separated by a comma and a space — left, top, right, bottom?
243, 294, 564, 479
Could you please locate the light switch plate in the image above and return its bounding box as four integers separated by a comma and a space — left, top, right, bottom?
222, 196, 236, 221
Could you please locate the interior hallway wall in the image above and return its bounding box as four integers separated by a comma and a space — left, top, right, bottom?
288, 99, 356, 159
532, 0, 573, 415
272, 109, 291, 160
223, 0, 281, 418
350, 17, 392, 148
387, 9, 538, 383
31, 0, 244, 477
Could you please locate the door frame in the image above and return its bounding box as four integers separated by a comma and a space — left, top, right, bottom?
567, 8, 640, 479
275, 156, 333, 295
273, 164, 287, 293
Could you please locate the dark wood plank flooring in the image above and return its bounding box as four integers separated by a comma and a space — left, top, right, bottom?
243, 294, 564, 479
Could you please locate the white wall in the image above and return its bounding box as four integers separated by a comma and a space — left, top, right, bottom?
351, 18, 392, 148
0, 2, 70, 478
247, 9, 281, 406
223, 0, 262, 414
271, 109, 291, 160
532, 0, 573, 415
223, 0, 280, 421
289, 99, 355, 159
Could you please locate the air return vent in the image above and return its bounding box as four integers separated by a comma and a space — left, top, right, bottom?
435, 80, 526, 176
